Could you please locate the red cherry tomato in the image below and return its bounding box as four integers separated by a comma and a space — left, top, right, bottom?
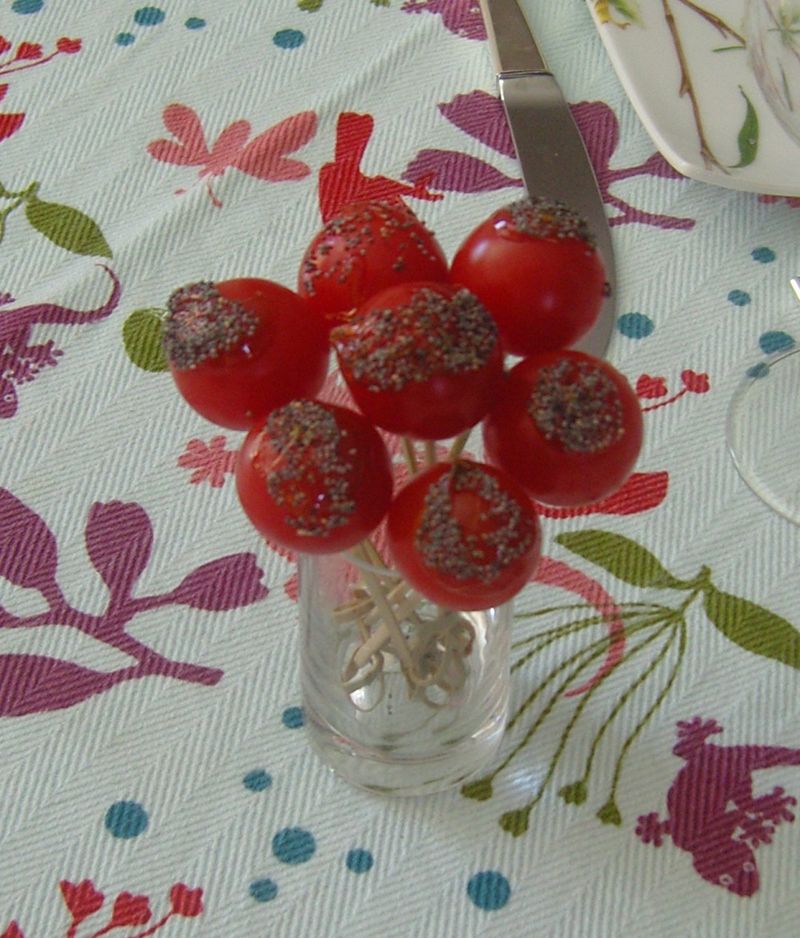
163, 279, 329, 430
235, 399, 393, 554
449, 196, 607, 356
387, 460, 542, 610
331, 281, 504, 440
483, 350, 643, 507
297, 200, 449, 329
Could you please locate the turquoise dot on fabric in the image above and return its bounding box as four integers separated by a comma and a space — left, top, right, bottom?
273, 28, 305, 49
728, 289, 751, 307
134, 6, 166, 26
467, 870, 511, 911
105, 800, 149, 839
115, 32, 135, 46
185, 17, 206, 29
751, 246, 776, 263
243, 769, 272, 792
272, 827, 316, 864
617, 312, 654, 339
282, 706, 304, 728
346, 848, 374, 873
759, 330, 795, 355
250, 878, 278, 902
12, 0, 44, 13
747, 361, 770, 379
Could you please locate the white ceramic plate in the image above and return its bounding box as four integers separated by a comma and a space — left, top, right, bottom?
585, 0, 800, 196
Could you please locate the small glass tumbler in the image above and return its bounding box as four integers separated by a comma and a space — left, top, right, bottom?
745, 0, 800, 144
298, 548, 512, 796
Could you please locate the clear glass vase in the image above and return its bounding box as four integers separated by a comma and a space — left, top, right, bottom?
298, 548, 512, 796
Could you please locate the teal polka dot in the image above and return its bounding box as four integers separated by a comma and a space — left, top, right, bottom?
185, 17, 206, 29
273, 28, 305, 49
105, 800, 149, 839
282, 706, 304, 728
759, 330, 795, 355
751, 246, 776, 263
747, 361, 770, 379
272, 827, 316, 864
346, 848, 374, 873
115, 32, 135, 46
134, 6, 166, 26
728, 289, 751, 307
243, 769, 272, 792
250, 878, 278, 902
12, 0, 44, 13
617, 312, 654, 340
467, 870, 511, 911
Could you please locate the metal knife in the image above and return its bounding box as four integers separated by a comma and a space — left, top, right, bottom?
478, 0, 615, 358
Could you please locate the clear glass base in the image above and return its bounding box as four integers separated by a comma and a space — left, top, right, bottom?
298, 552, 512, 796
727, 344, 800, 524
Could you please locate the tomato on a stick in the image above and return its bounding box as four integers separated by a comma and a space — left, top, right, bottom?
387, 460, 542, 610
235, 399, 393, 554
163, 279, 329, 430
297, 200, 449, 329
483, 350, 643, 507
449, 196, 607, 356
332, 281, 504, 440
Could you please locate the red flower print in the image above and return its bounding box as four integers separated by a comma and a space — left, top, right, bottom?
108, 892, 152, 928
0, 37, 11, 56
0, 84, 23, 142
680, 368, 710, 394
636, 374, 668, 399
637, 369, 711, 412
1, 923, 24, 938
14, 42, 42, 61
56, 37, 82, 55
169, 884, 203, 918
318, 111, 442, 222
59, 878, 104, 924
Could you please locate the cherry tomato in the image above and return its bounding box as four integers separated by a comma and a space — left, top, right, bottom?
297, 200, 449, 329
163, 278, 329, 430
387, 460, 542, 610
449, 196, 607, 356
235, 399, 393, 554
331, 281, 504, 440
482, 350, 643, 507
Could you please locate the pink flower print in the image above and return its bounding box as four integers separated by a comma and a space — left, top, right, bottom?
178, 435, 237, 487
147, 103, 317, 207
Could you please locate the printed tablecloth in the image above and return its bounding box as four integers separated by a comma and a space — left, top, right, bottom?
2, 1, 800, 936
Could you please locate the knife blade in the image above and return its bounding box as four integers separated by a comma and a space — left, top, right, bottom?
478, 0, 615, 358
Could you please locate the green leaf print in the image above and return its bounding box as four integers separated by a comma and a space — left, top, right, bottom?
123, 308, 168, 372
25, 196, 112, 258
730, 87, 759, 168
703, 585, 800, 670
555, 530, 687, 590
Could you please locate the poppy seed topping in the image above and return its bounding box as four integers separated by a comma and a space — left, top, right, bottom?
528, 357, 624, 453
163, 281, 258, 369
414, 463, 537, 584
507, 196, 594, 247
300, 202, 442, 297
332, 287, 498, 393
263, 400, 356, 538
